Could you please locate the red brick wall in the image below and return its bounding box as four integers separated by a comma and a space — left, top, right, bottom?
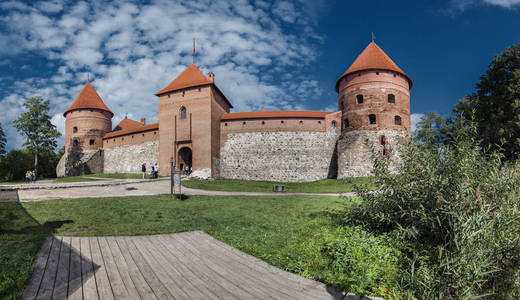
102, 129, 159, 149
65, 109, 112, 152
337, 70, 410, 133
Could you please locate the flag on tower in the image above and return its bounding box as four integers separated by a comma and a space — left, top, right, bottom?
193, 39, 196, 54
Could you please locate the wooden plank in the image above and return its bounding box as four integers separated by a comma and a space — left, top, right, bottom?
22, 237, 53, 300
36, 237, 62, 300
119, 237, 173, 299
154, 234, 239, 299
80, 237, 99, 300
67, 237, 83, 300
53, 236, 70, 300
165, 234, 260, 299
131, 235, 195, 299
113, 237, 157, 300
89, 238, 114, 300
97, 237, 133, 300
104, 237, 141, 300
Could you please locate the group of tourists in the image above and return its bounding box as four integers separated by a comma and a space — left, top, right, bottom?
141, 163, 159, 179
25, 170, 37, 183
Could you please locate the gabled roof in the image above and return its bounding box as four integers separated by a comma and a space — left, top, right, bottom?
64, 82, 113, 117
113, 118, 143, 131
221, 111, 333, 121
155, 64, 212, 95
335, 42, 412, 91
103, 123, 159, 139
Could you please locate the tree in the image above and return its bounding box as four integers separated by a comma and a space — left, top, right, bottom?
455, 43, 520, 160
414, 112, 457, 147
13, 97, 61, 173
0, 122, 6, 157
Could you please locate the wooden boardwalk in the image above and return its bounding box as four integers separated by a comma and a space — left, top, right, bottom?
22, 231, 346, 299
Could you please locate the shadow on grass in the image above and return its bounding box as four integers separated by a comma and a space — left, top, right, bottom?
1, 190, 99, 299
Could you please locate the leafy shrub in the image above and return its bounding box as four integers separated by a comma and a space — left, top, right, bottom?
321, 226, 402, 298
348, 118, 520, 299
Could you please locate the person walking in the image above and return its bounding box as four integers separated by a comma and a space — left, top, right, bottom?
154, 163, 159, 178
141, 163, 146, 179
25, 171, 30, 184
31, 170, 36, 183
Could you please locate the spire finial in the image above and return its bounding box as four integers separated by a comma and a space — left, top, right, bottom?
371, 32, 375, 43
87, 71, 90, 82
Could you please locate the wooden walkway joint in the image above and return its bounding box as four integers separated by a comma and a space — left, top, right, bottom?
22, 231, 349, 300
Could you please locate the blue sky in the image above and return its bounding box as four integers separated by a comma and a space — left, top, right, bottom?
0, 0, 519, 150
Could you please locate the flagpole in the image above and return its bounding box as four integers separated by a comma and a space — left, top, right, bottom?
192, 39, 195, 64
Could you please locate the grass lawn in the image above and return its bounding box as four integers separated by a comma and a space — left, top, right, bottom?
52, 173, 146, 183
182, 177, 376, 193
0, 194, 400, 299
0, 181, 26, 185
53, 177, 105, 183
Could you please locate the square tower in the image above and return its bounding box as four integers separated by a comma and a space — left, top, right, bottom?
155, 64, 233, 176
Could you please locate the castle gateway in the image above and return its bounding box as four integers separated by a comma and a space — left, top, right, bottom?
57, 42, 411, 182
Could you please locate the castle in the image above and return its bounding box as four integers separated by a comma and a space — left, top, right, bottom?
56, 42, 412, 181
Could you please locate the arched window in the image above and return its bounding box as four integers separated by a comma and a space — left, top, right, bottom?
180, 107, 187, 119
357, 94, 364, 104
394, 115, 402, 125
331, 120, 336, 127
73, 126, 78, 133
344, 118, 349, 128
369, 114, 376, 124
388, 94, 395, 103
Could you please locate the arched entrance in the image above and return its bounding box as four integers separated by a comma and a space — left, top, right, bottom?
178, 147, 192, 174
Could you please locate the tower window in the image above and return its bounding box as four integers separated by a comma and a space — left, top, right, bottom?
388, 94, 395, 103
89, 139, 95, 145
299, 120, 303, 124
180, 106, 187, 119
358, 73, 361, 77
73, 126, 78, 133
198, 88, 201, 92
224, 123, 228, 126
281, 120, 284, 124
376, 72, 379, 75
394, 115, 402, 125
369, 114, 376, 124
380, 135, 386, 145
331, 121, 336, 127
262, 121, 265, 125
182, 91, 185, 97
318, 121, 321, 124
73, 139, 78, 147
344, 119, 349, 128
357, 95, 364, 104
243, 121, 246, 125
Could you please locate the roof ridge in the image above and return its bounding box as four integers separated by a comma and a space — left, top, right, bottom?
64, 82, 113, 116
155, 64, 211, 95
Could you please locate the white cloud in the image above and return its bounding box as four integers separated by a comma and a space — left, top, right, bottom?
0, 0, 326, 150
410, 113, 425, 133
449, 0, 520, 12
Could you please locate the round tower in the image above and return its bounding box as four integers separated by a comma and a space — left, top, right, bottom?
63, 81, 113, 153
336, 42, 412, 178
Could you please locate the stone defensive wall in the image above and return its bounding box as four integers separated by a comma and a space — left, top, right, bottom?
217, 111, 341, 182
338, 130, 407, 178
102, 123, 159, 173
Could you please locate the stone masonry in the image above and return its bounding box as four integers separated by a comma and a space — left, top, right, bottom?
104, 141, 159, 174
219, 127, 340, 182
56, 149, 104, 177
337, 130, 407, 178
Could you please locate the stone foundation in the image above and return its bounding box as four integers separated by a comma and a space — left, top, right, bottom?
56, 149, 104, 177
218, 128, 339, 182
104, 141, 159, 174
337, 130, 406, 178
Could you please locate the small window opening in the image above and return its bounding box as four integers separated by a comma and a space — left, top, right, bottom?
242, 121, 246, 125
393, 74, 396, 77
369, 114, 376, 124
383, 148, 388, 156
154, 132, 156, 135
318, 121, 321, 124
388, 94, 395, 103
380, 135, 386, 145
142, 134, 145, 137
262, 121, 265, 125
394, 115, 402, 125
357, 94, 364, 104
358, 73, 361, 77
299, 120, 303, 124
182, 91, 185, 97
344, 119, 349, 128
224, 123, 228, 126
281, 120, 284, 124
89, 139, 95, 145
198, 88, 201, 92
73, 126, 78, 133
180, 106, 187, 119
376, 72, 379, 75
331, 120, 336, 127
168, 94, 170, 98
122, 137, 124, 141
131, 135, 134, 139
73, 139, 78, 147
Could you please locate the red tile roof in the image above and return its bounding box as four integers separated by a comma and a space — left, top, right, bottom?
155, 64, 212, 95
113, 118, 143, 131
221, 111, 333, 120
103, 123, 159, 139
155, 64, 233, 108
335, 42, 412, 91
64, 82, 113, 116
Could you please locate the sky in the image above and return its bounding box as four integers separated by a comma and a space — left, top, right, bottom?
0, 0, 519, 151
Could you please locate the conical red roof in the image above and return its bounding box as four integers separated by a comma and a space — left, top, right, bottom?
64, 82, 113, 116
335, 42, 412, 91
155, 64, 212, 95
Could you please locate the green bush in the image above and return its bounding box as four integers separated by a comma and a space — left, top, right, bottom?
321, 226, 402, 298
348, 118, 520, 299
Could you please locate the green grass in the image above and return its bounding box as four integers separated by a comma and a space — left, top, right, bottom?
83, 173, 145, 179
0, 194, 400, 299
0, 181, 26, 185
53, 177, 105, 183
182, 177, 376, 193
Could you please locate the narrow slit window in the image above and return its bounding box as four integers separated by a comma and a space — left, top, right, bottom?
369, 114, 376, 124
180, 107, 187, 119
331, 120, 336, 127
344, 119, 349, 128
388, 94, 395, 103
